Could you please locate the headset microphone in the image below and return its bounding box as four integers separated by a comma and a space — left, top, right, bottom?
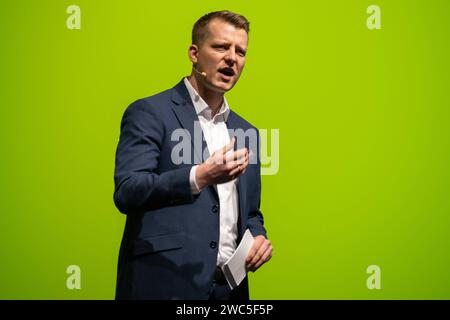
193, 66, 207, 77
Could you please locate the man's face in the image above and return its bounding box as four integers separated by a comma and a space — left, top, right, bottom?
190, 19, 248, 93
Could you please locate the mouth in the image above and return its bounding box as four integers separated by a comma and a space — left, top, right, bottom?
218, 67, 236, 78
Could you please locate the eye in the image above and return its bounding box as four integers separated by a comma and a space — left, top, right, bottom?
237, 50, 246, 57
213, 44, 227, 51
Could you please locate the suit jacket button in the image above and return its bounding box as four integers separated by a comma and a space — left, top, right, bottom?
211, 204, 219, 213
210, 241, 217, 249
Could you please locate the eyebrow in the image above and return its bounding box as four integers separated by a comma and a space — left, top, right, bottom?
212, 41, 247, 52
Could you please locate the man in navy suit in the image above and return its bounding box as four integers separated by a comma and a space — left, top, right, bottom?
113, 10, 272, 300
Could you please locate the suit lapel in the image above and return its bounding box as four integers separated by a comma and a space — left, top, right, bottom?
170, 80, 218, 200
226, 111, 247, 240
171, 80, 208, 164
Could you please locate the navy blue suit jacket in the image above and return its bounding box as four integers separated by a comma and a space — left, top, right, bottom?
113, 79, 267, 299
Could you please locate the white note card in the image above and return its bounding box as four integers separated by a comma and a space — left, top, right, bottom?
221, 229, 255, 289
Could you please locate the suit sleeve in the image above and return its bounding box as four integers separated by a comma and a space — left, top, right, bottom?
246, 128, 268, 239
113, 100, 194, 214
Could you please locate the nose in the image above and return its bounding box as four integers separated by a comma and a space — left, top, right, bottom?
224, 48, 237, 65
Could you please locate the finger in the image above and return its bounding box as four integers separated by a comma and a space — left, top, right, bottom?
215, 138, 235, 164
248, 150, 256, 163
226, 148, 247, 163
246, 237, 265, 264
249, 238, 271, 266
253, 245, 273, 270
209, 147, 227, 165
241, 159, 249, 174
240, 157, 249, 172
228, 160, 246, 177
227, 151, 248, 173
235, 148, 248, 163
248, 246, 272, 272
221, 137, 235, 155
237, 150, 249, 164
245, 242, 259, 264
228, 153, 248, 172
229, 160, 249, 177
249, 241, 269, 266
228, 166, 240, 177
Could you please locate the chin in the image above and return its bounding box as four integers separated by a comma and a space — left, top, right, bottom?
207, 81, 233, 93
217, 80, 236, 91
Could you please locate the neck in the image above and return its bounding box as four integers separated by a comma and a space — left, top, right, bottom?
188, 73, 224, 116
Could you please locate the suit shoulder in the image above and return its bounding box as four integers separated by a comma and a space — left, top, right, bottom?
124, 87, 173, 117
230, 110, 259, 131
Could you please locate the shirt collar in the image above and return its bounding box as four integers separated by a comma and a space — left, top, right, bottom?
183, 77, 230, 121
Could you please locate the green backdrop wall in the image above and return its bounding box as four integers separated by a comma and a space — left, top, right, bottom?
1, 0, 449, 299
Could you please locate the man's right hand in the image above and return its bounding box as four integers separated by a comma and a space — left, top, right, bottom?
195, 137, 249, 190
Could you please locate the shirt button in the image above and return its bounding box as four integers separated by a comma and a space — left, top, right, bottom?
210, 241, 217, 249
211, 204, 219, 213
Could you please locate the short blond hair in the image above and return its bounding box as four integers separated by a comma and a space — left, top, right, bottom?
192, 11, 250, 47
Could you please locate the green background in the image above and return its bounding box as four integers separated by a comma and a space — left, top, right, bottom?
1, 0, 449, 299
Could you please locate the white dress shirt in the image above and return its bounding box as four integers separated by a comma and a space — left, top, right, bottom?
183, 77, 238, 267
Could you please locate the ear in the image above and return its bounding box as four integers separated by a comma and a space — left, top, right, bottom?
188, 44, 199, 64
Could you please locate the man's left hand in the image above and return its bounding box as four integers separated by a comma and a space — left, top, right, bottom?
246, 235, 273, 272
